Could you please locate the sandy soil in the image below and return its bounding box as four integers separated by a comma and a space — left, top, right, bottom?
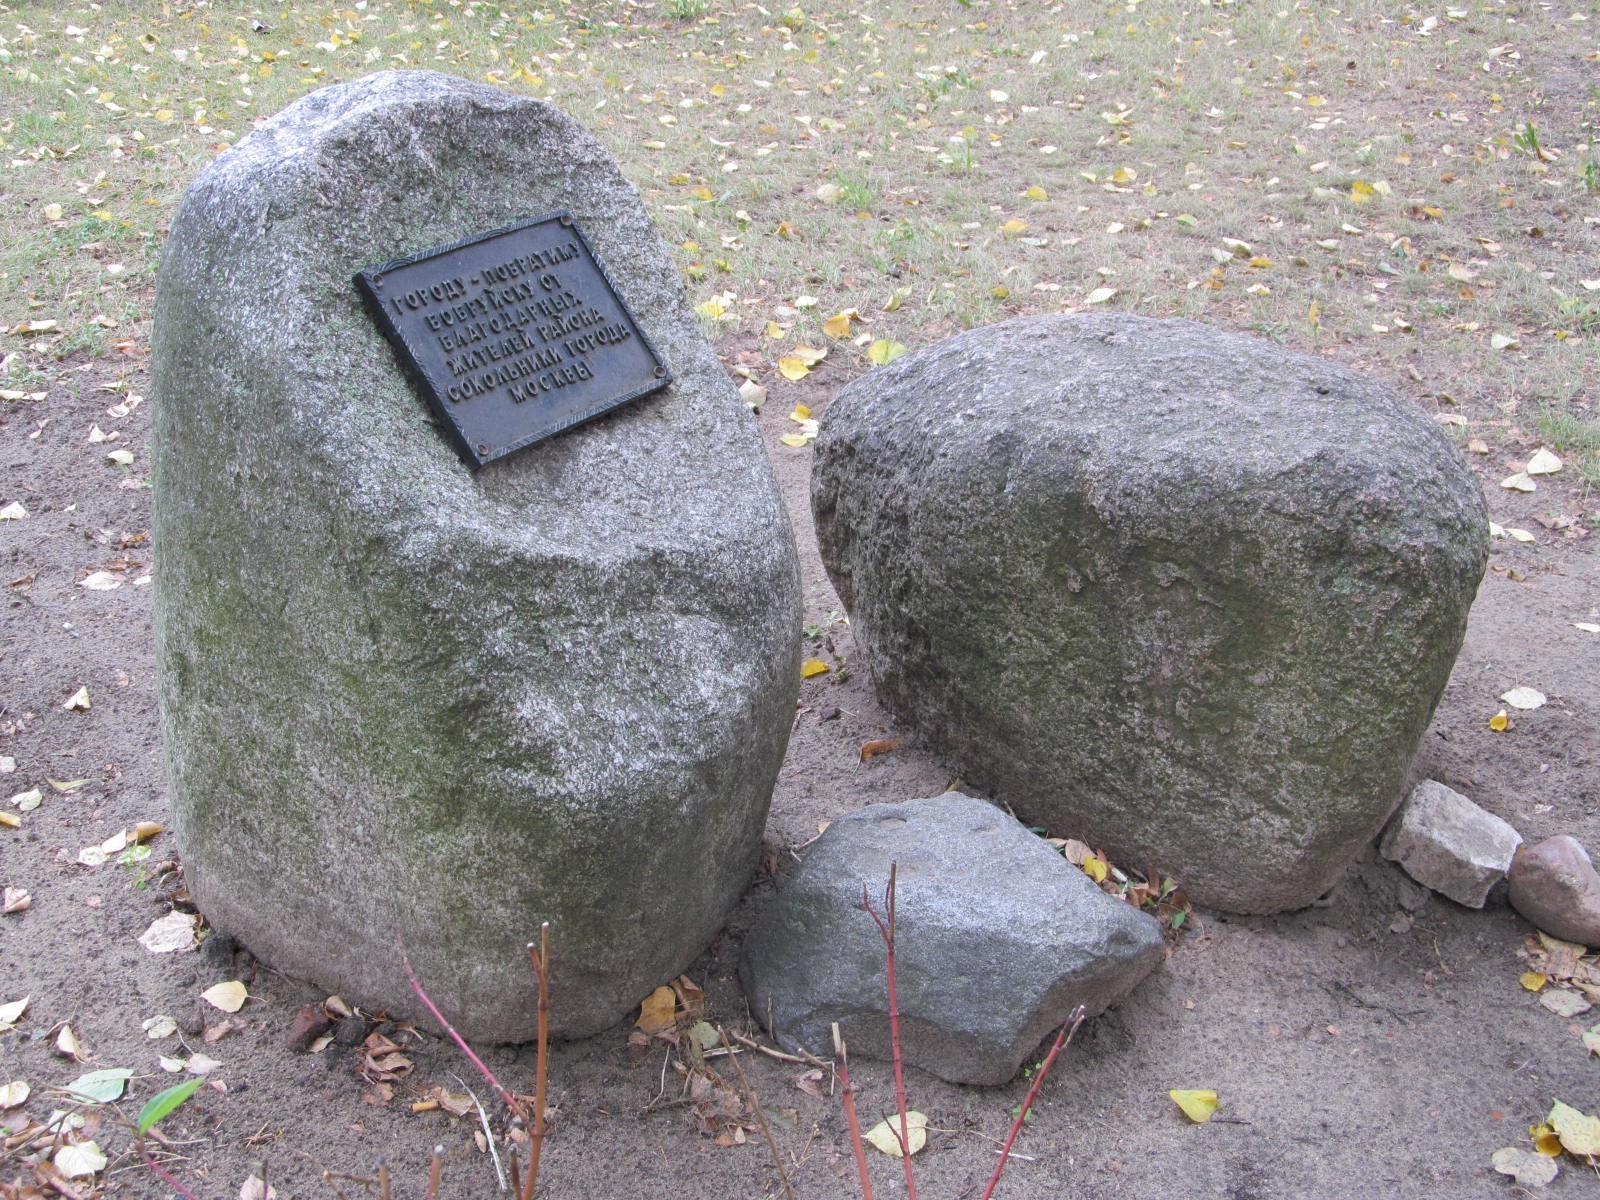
2, 341, 1597, 1200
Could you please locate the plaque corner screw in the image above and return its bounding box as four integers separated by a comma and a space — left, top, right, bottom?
477, 443, 490, 455
558, 214, 574, 227
654, 366, 667, 378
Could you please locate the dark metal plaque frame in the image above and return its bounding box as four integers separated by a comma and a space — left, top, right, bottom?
356, 210, 672, 470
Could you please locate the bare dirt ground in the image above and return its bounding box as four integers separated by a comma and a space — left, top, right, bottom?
2, 341, 1598, 1200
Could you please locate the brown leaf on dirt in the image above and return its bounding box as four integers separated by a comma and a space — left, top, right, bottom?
202, 1019, 236, 1044
793, 1069, 826, 1100
859, 738, 900, 762
684, 1068, 753, 1143
284, 1006, 332, 1052
670, 975, 705, 1020
636, 985, 678, 1036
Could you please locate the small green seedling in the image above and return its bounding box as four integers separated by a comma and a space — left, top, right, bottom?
137, 1078, 204, 1136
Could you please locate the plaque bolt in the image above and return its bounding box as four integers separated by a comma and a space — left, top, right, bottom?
559, 215, 573, 226
654, 366, 667, 378
477, 443, 490, 455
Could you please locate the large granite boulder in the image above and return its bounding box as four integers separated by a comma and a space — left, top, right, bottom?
152, 71, 802, 1040
813, 314, 1487, 914
740, 792, 1165, 1086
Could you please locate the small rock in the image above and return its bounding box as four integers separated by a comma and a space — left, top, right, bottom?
333, 1014, 369, 1047
285, 1005, 333, 1053
740, 791, 1165, 1086
1509, 836, 1600, 947
200, 932, 237, 969
1378, 780, 1521, 908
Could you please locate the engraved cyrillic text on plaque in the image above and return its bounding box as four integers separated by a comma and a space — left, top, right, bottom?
356, 211, 671, 469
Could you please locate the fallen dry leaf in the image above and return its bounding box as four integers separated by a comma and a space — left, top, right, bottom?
1170, 1088, 1220, 1123
1492, 1146, 1558, 1186
200, 981, 249, 1013
636, 985, 677, 1035
1526, 448, 1563, 476
859, 738, 901, 762
1500, 687, 1547, 711
864, 1111, 928, 1157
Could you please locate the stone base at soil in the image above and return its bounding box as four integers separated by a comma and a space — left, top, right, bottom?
153, 71, 801, 1039
812, 313, 1487, 914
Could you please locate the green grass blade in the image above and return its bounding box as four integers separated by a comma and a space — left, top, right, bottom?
137, 1077, 204, 1135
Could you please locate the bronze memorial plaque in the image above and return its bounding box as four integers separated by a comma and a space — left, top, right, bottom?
355, 211, 672, 469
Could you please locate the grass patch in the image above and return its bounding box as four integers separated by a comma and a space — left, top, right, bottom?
0, 0, 1595, 486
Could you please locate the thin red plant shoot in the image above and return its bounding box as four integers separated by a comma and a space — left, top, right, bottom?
862, 863, 918, 1200
522, 923, 551, 1200
399, 945, 520, 1113
832, 1022, 875, 1200
142, 1154, 204, 1200
978, 1005, 1088, 1200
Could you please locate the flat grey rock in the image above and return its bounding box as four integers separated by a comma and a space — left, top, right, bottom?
740, 792, 1165, 1086
153, 71, 801, 1040
1509, 836, 1600, 947
1379, 780, 1521, 907
813, 314, 1487, 914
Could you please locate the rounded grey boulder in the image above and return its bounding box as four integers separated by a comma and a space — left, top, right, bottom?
813, 314, 1487, 914
153, 72, 801, 1039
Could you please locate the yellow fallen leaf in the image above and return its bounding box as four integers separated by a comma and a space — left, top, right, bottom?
1307, 299, 1320, 328
201, 981, 249, 1013
42, 202, 63, 221
779, 433, 812, 448
635, 985, 677, 1035
800, 659, 830, 679
1170, 1089, 1220, 1123
1111, 167, 1137, 185
868, 340, 907, 366
694, 298, 727, 320
790, 403, 811, 421
1081, 855, 1109, 884
63, 686, 90, 712
691, 186, 714, 201
1530, 1122, 1564, 1156
864, 1111, 928, 1157
1549, 1100, 1600, 1157
133, 821, 165, 843
1084, 286, 1117, 305
1024, 185, 1048, 201
1350, 180, 1375, 203
823, 310, 858, 339
1489, 709, 1510, 732
1521, 971, 1549, 992
778, 357, 812, 381
1000, 218, 1028, 238
738, 380, 766, 409
790, 345, 827, 366
0, 812, 18, 829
